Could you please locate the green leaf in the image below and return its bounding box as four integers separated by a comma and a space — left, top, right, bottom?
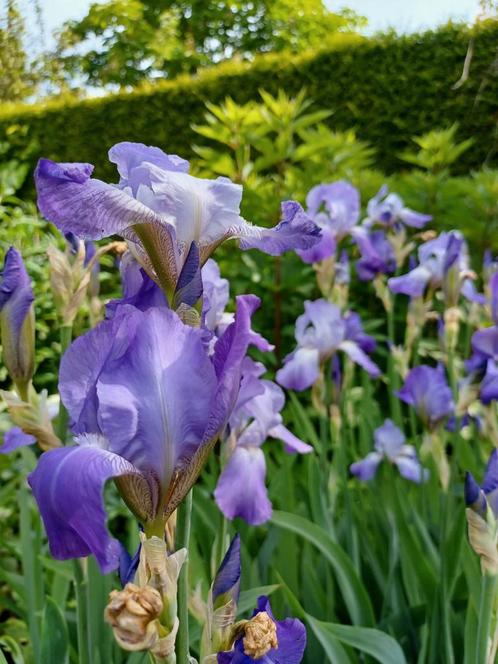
308, 617, 407, 664
40, 597, 69, 664
271, 511, 375, 626
238, 585, 280, 616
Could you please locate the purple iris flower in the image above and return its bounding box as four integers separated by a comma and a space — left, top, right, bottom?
28, 295, 264, 573
352, 228, 396, 281
388, 231, 484, 303
350, 419, 427, 483
215, 359, 312, 525
465, 449, 498, 518
365, 185, 432, 230
396, 365, 454, 428
276, 300, 380, 392
0, 247, 35, 392
202, 259, 231, 334
34, 143, 319, 298
297, 181, 359, 264
217, 595, 306, 664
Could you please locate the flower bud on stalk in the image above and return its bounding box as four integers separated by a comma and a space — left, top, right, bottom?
0, 247, 35, 399
105, 534, 187, 662
1, 389, 60, 451
464, 460, 498, 575
444, 306, 461, 353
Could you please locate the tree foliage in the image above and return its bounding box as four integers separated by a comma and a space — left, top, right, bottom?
0, 0, 37, 102
51, 0, 366, 89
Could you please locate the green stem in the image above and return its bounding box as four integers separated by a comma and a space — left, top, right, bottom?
176, 491, 193, 664
477, 573, 498, 664
387, 301, 402, 426
216, 514, 229, 571
55, 325, 73, 441
73, 559, 90, 664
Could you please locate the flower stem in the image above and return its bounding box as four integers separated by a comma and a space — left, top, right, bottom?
216, 513, 228, 571
73, 559, 90, 664
55, 325, 72, 442
476, 573, 497, 664
176, 490, 193, 664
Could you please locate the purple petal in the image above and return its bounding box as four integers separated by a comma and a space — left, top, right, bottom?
481, 361, 498, 404
108, 142, 189, 181
253, 596, 307, 664
204, 295, 264, 442
239, 201, 320, 256
388, 265, 431, 298
399, 208, 432, 228
106, 253, 166, 317
296, 227, 336, 264
269, 424, 312, 454
0, 247, 35, 382
28, 439, 142, 573
202, 259, 230, 332
212, 534, 241, 604
339, 340, 380, 377
373, 419, 405, 457
173, 241, 203, 308
0, 427, 36, 454
394, 452, 426, 483
350, 452, 382, 480
35, 158, 166, 240
344, 311, 376, 353
491, 272, 498, 325
472, 328, 498, 361
306, 181, 360, 239
482, 450, 498, 517
276, 348, 320, 391
465, 471, 487, 517
214, 446, 272, 525
396, 365, 454, 426
461, 279, 486, 304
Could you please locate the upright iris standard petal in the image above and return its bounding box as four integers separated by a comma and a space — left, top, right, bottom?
0, 247, 35, 390
28, 436, 144, 573
395, 365, 454, 427
106, 252, 167, 317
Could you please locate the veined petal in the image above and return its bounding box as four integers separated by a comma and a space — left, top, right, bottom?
296, 227, 336, 264
28, 437, 144, 573
35, 159, 168, 240
214, 446, 271, 525
238, 201, 320, 256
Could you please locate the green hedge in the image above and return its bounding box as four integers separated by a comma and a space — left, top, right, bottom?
1, 22, 498, 180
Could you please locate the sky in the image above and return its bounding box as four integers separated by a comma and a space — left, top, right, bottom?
24, 0, 482, 49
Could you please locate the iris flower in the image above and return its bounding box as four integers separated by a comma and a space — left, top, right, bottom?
467, 273, 498, 403
364, 185, 431, 230
388, 231, 484, 303
276, 299, 380, 391
396, 365, 454, 429
28, 295, 264, 573
352, 228, 396, 281
350, 419, 427, 482
0, 247, 35, 395
215, 358, 312, 525
35, 143, 319, 299
297, 181, 360, 264
211, 536, 306, 664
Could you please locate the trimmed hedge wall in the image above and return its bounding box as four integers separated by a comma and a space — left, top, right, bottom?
1, 22, 498, 180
